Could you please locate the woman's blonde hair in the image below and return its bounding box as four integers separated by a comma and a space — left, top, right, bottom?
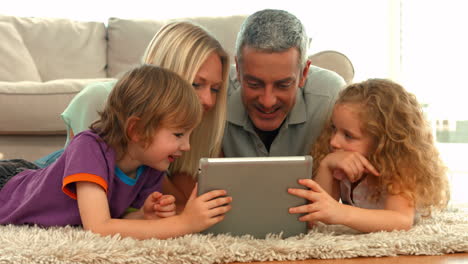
91, 65, 202, 160
142, 21, 229, 177
311, 79, 450, 213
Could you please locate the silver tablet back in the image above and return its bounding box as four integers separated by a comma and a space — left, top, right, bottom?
197, 156, 312, 238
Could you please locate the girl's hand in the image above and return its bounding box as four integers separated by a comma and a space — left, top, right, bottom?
322, 151, 379, 182
179, 184, 232, 233
142, 192, 176, 219
288, 179, 346, 225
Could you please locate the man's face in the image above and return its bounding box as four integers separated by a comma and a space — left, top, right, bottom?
237, 46, 309, 131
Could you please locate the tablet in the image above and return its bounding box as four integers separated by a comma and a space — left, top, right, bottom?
197, 156, 312, 238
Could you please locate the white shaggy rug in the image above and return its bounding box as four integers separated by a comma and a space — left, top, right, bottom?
0, 208, 467, 264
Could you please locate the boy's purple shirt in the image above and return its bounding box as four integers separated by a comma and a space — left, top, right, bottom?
0, 130, 164, 227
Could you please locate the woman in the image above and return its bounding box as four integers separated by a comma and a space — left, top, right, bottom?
35, 21, 230, 206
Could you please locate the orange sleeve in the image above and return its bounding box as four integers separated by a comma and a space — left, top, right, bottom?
62, 173, 108, 200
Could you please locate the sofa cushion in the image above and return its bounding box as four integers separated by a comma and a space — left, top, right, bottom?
0, 15, 107, 81
0, 78, 113, 134
185, 15, 246, 59
106, 15, 246, 78
106, 17, 166, 78
0, 22, 41, 82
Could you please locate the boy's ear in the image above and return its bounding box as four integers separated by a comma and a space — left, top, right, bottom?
126, 116, 141, 142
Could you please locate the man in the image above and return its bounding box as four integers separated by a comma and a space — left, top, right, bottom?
223, 9, 346, 157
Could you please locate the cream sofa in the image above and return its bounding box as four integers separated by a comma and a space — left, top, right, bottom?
0, 14, 354, 161
0, 14, 247, 161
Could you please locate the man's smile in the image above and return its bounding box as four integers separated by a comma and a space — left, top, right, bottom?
254, 105, 281, 118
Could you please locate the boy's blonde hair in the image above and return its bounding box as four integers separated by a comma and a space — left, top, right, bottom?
143, 21, 229, 177
312, 79, 450, 213
91, 65, 202, 160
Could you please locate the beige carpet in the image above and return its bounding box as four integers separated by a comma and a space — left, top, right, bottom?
0, 208, 467, 264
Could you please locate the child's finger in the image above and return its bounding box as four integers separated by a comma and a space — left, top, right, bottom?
208, 214, 226, 225
288, 202, 317, 214
199, 189, 228, 202
156, 211, 176, 218
360, 156, 380, 176
207, 203, 232, 218
297, 179, 324, 193
343, 159, 363, 182
159, 195, 176, 206
151, 191, 163, 201
299, 212, 320, 222
287, 187, 320, 202
206, 196, 232, 209
155, 203, 176, 212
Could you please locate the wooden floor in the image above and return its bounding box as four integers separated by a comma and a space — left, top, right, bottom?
231, 252, 468, 264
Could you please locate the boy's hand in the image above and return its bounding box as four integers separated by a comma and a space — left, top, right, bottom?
288, 179, 346, 226
179, 184, 232, 233
142, 192, 176, 219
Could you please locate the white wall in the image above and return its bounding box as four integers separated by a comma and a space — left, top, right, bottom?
2, 0, 392, 82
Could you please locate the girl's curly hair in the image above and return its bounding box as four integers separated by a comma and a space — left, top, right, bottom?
311, 79, 450, 214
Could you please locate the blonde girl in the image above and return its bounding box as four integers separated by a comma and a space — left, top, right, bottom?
0, 65, 232, 239
288, 78, 449, 232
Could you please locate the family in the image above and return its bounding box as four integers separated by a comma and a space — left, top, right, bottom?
0, 9, 449, 239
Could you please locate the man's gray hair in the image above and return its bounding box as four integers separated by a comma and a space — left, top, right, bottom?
235, 9, 309, 68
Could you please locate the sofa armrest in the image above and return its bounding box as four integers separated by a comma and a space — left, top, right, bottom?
309, 50, 355, 84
